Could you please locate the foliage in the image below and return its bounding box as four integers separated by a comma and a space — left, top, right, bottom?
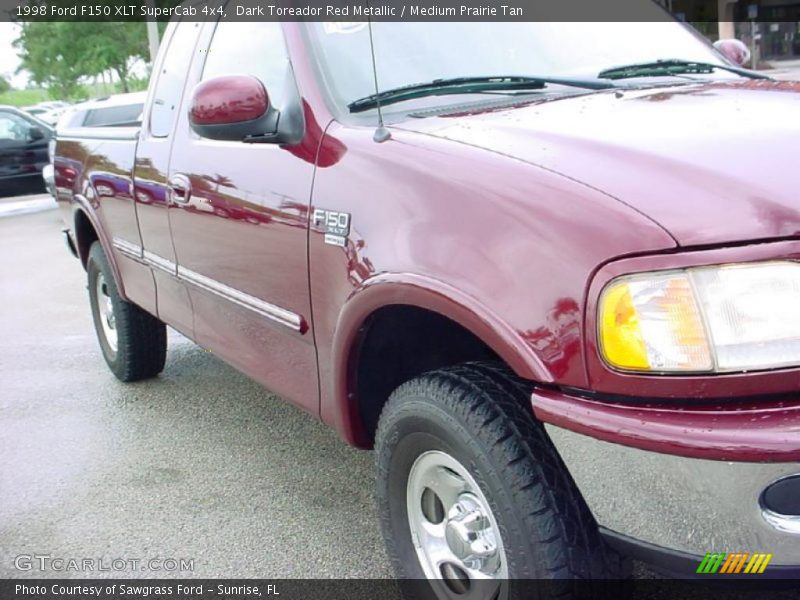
0, 75, 11, 94
14, 21, 149, 100
125, 77, 149, 94
0, 78, 147, 107
0, 87, 48, 107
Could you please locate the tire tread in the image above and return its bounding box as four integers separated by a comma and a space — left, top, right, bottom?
375, 361, 629, 588
88, 242, 166, 382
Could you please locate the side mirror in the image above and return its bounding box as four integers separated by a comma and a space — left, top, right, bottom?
28, 126, 45, 141
189, 75, 279, 142
713, 39, 751, 67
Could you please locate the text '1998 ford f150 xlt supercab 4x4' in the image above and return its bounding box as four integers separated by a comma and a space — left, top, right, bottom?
54, 8, 799, 595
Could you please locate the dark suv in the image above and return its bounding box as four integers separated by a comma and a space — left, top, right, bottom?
0, 105, 52, 196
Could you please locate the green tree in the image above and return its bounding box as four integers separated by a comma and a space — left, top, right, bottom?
14, 23, 85, 99
82, 22, 148, 93
14, 21, 148, 99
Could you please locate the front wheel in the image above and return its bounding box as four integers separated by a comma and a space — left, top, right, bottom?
87, 242, 167, 382
375, 363, 627, 599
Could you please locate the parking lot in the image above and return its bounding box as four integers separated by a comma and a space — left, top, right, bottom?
2, 199, 798, 598
0, 200, 389, 578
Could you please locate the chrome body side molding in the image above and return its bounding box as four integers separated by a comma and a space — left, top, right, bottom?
111, 238, 303, 333
177, 266, 303, 332
143, 250, 177, 276
112, 238, 142, 261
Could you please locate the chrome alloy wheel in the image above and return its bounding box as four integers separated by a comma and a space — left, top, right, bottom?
95, 272, 118, 353
407, 450, 508, 593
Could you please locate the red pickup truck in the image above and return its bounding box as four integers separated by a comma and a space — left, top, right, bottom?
55, 15, 799, 590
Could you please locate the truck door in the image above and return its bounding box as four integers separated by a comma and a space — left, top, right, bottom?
132, 20, 202, 338
166, 21, 319, 414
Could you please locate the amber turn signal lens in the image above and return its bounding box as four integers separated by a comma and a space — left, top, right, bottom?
599, 272, 712, 372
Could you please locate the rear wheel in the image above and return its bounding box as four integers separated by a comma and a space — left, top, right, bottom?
87, 242, 167, 382
375, 362, 627, 599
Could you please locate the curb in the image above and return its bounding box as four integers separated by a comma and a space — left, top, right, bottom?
0, 195, 58, 218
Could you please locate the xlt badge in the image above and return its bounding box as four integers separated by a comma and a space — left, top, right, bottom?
313, 208, 350, 247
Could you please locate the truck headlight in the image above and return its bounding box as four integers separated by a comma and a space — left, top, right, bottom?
48, 138, 56, 163
599, 261, 800, 373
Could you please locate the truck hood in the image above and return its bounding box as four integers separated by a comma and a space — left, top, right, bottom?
397, 80, 800, 247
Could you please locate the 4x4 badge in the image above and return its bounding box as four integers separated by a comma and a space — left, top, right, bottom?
313, 208, 351, 247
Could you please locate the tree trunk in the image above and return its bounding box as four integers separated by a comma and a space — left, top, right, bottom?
114, 66, 130, 93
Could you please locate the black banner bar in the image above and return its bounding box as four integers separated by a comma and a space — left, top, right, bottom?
2, 579, 800, 600
3, 0, 800, 23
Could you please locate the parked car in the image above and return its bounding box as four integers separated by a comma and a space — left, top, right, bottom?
45, 93, 147, 200
56, 92, 146, 130
24, 101, 70, 112
0, 105, 53, 196
54, 13, 800, 591
42, 163, 56, 198
22, 101, 71, 126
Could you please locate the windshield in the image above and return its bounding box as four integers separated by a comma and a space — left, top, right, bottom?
306, 20, 728, 110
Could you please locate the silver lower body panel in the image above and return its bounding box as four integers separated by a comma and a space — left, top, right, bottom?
545, 424, 800, 566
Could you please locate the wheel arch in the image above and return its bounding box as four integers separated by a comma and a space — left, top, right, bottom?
71, 198, 128, 302
330, 273, 553, 447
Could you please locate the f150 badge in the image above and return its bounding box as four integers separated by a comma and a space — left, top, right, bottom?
313, 208, 351, 247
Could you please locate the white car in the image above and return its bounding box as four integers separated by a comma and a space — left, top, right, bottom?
43, 93, 147, 199
22, 102, 71, 126
56, 92, 146, 129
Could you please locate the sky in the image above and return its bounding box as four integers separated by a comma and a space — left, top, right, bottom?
0, 23, 27, 87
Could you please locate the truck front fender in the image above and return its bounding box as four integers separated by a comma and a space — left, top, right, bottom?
327, 272, 553, 446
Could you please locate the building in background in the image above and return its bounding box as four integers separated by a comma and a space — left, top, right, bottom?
659, 0, 800, 59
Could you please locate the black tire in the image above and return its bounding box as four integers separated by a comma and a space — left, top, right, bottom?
375, 362, 628, 598
87, 241, 167, 382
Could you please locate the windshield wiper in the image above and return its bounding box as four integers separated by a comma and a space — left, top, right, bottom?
347, 75, 616, 113
598, 59, 770, 81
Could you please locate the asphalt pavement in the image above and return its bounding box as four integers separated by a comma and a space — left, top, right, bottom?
0, 201, 389, 579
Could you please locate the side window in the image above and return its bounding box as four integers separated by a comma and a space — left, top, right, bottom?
0, 112, 32, 142
202, 23, 290, 108
150, 22, 200, 138
84, 104, 144, 127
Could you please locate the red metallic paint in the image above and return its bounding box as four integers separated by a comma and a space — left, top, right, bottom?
398, 80, 800, 247
54, 134, 153, 310
281, 23, 335, 124
189, 75, 269, 126
54, 21, 800, 459
283, 100, 347, 167
531, 388, 800, 462
308, 120, 678, 445
83, 142, 142, 247
163, 21, 320, 416
70, 199, 129, 302
713, 39, 750, 66
326, 273, 555, 446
